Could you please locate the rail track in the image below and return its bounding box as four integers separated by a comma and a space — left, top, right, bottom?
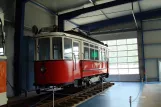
35, 82, 114, 107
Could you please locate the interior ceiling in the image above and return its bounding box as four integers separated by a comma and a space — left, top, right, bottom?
32, 0, 98, 12
30, 0, 161, 26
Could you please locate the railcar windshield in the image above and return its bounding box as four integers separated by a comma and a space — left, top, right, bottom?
38, 38, 50, 60
64, 38, 72, 59
52, 37, 62, 59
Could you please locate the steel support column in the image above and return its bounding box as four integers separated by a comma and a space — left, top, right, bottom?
140, 20, 146, 81
58, 17, 64, 31
137, 0, 146, 81
14, 0, 26, 96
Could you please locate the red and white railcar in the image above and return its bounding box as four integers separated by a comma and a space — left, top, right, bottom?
0, 13, 7, 106
34, 30, 109, 92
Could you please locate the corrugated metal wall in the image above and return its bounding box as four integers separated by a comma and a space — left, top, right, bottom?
25, 2, 56, 29
143, 18, 161, 81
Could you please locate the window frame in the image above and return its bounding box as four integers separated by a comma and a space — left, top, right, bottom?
83, 41, 107, 62
83, 42, 90, 60
105, 38, 139, 75
63, 37, 73, 60
52, 37, 63, 60
37, 37, 51, 61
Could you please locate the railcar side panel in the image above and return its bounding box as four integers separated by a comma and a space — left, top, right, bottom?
73, 61, 81, 80
80, 60, 108, 77
34, 60, 74, 85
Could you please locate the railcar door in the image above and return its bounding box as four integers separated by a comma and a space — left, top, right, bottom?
73, 40, 81, 79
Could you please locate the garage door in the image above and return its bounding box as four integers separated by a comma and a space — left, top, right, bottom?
102, 38, 140, 81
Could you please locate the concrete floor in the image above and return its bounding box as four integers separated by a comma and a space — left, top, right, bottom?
137, 83, 161, 107
77, 82, 143, 107
77, 82, 161, 107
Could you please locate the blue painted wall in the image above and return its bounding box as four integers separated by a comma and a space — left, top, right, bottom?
21, 36, 35, 91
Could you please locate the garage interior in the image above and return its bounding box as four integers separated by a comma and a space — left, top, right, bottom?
1, 0, 161, 107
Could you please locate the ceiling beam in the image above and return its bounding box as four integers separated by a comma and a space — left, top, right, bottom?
59, 0, 138, 20
138, 0, 142, 12
131, 2, 138, 29
89, 0, 109, 19
79, 7, 161, 31
90, 28, 137, 35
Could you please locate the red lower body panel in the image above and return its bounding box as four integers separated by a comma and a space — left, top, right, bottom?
34, 60, 108, 86
81, 60, 108, 77
34, 60, 74, 85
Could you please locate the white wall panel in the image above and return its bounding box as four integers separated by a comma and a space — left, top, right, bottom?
145, 59, 158, 80
144, 45, 161, 58
143, 19, 161, 81
108, 74, 140, 82
64, 20, 77, 31
25, 2, 55, 29
144, 30, 161, 44
92, 31, 137, 41
143, 19, 161, 30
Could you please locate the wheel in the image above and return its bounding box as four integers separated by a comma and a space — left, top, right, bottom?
105, 73, 109, 78
36, 89, 40, 94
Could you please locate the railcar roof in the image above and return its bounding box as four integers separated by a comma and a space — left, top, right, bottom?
64, 30, 105, 46
37, 31, 108, 47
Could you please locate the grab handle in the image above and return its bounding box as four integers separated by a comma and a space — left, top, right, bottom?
73, 53, 76, 70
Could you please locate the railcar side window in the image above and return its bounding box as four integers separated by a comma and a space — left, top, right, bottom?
52, 37, 62, 59
99, 48, 102, 61
84, 47, 89, 59
38, 38, 50, 60
95, 50, 99, 60
90, 48, 94, 60
90, 44, 95, 60
90, 44, 99, 60
102, 50, 105, 61
64, 38, 72, 59
84, 42, 89, 59
73, 42, 79, 60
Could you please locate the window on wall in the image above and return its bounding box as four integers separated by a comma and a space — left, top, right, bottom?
102, 38, 139, 75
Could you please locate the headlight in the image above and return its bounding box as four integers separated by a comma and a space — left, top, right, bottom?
40, 66, 46, 73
